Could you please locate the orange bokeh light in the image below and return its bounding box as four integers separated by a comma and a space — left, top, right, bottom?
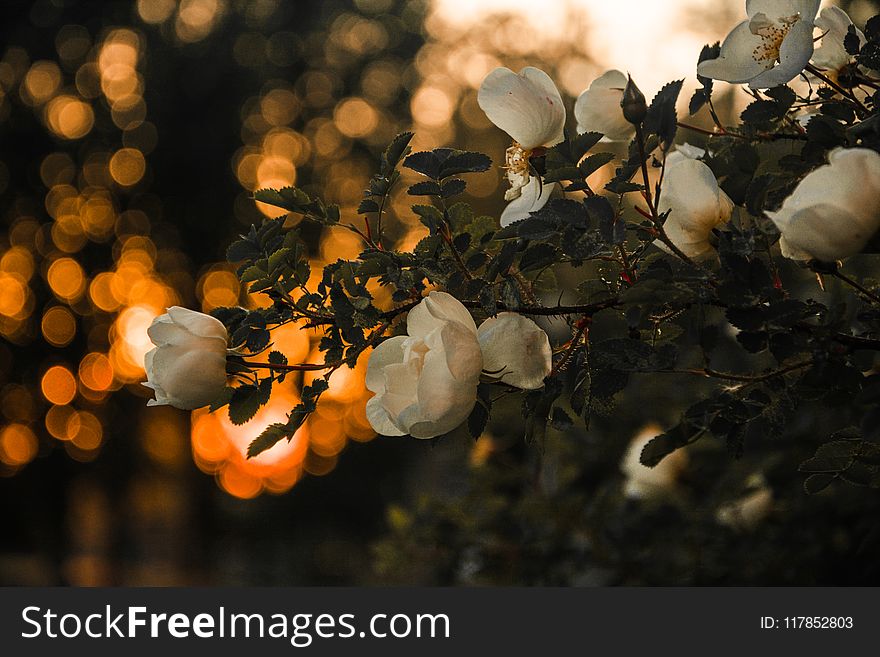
42, 306, 77, 347
191, 389, 310, 498
47, 257, 86, 301
0, 424, 38, 467
41, 365, 77, 405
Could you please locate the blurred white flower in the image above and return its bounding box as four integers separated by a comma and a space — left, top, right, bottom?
621, 425, 688, 500
698, 0, 820, 89
656, 149, 735, 258
812, 6, 865, 78
143, 306, 229, 410
478, 66, 565, 225
574, 69, 635, 142
366, 292, 483, 439
716, 478, 774, 531
477, 312, 552, 390
767, 148, 880, 261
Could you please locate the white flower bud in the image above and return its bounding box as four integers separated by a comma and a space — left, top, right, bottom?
767, 148, 880, 262
143, 306, 229, 410
574, 70, 635, 142
656, 150, 734, 258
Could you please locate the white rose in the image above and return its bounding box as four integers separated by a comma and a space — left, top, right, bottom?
656, 150, 734, 258
574, 70, 635, 143
477, 312, 552, 390
366, 292, 483, 439
143, 306, 229, 410
767, 148, 880, 262
697, 0, 819, 90
478, 66, 565, 226
621, 425, 688, 500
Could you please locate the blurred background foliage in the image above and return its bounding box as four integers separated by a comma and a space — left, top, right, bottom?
1, 0, 879, 585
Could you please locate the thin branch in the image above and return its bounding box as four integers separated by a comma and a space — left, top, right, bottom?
832, 269, 880, 305
654, 359, 813, 383
806, 63, 870, 117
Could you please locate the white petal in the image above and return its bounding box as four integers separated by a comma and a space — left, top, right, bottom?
477, 66, 565, 149
166, 306, 229, 341
813, 6, 864, 71
573, 70, 634, 142
149, 343, 227, 410
477, 313, 552, 390
746, 0, 819, 20
408, 345, 479, 439
698, 21, 773, 83
366, 397, 407, 436
365, 335, 408, 393
426, 321, 483, 382
406, 291, 477, 337
748, 18, 815, 88
774, 203, 872, 261
500, 176, 556, 227
771, 153, 880, 259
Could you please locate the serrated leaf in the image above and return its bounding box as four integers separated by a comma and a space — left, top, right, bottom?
404, 151, 440, 179
246, 423, 292, 459
408, 180, 443, 196
227, 239, 261, 263
645, 79, 683, 149
441, 178, 467, 198
229, 385, 264, 426
383, 131, 414, 170
438, 151, 492, 177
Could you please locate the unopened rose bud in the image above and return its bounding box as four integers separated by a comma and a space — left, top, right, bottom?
621, 74, 647, 126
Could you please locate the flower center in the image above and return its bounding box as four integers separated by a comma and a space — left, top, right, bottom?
505, 141, 531, 176
750, 12, 800, 64
503, 141, 532, 201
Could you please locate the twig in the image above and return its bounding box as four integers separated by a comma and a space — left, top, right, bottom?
654, 359, 813, 383
832, 269, 880, 305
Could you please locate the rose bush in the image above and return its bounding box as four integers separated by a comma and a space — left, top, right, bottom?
146, 4, 880, 520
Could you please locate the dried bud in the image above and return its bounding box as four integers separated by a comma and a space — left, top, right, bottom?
621, 74, 647, 126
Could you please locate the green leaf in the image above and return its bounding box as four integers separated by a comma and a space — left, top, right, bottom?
408, 180, 443, 196
246, 423, 292, 459
468, 384, 492, 440
578, 152, 615, 177
383, 131, 414, 171
438, 150, 491, 177
227, 239, 261, 264
412, 204, 444, 232
689, 42, 720, 115
441, 178, 467, 198
229, 385, 264, 425
404, 151, 441, 179
208, 387, 235, 412
645, 79, 683, 149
